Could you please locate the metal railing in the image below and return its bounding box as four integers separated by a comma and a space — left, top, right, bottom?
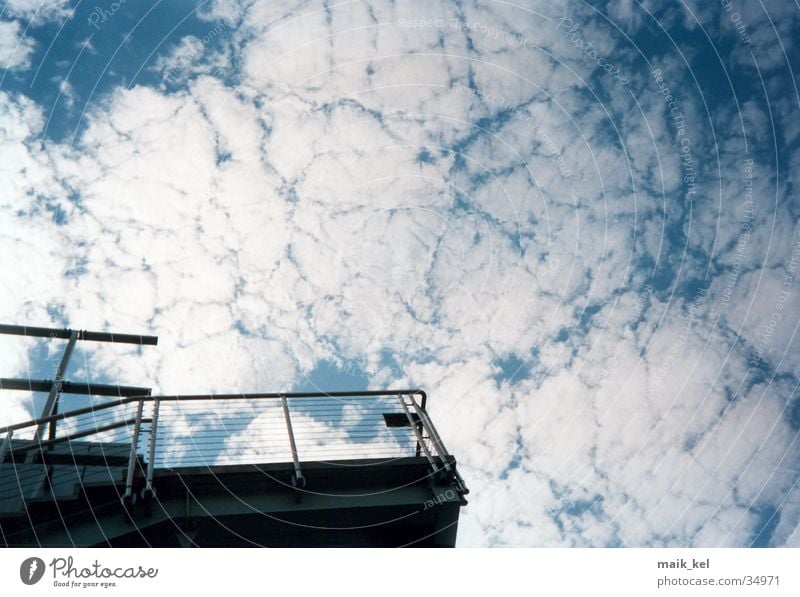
0, 389, 467, 511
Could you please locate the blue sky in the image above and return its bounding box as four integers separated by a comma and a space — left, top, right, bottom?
1, 0, 800, 547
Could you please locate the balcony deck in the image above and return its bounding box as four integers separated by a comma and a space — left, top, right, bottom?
0, 391, 467, 547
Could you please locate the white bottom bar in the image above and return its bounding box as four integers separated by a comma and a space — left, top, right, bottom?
1, 548, 797, 596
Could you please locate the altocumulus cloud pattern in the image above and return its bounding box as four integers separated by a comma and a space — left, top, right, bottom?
1, 0, 799, 547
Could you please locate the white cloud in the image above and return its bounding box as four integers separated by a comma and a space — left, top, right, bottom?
196, 0, 243, 25
3, 0, 73, 25
0, 19, 34, 70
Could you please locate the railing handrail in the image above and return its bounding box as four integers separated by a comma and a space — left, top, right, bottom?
0, 396, 139, 435
0, 389, 428, 436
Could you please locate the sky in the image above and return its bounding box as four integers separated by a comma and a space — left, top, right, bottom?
0, 0, 799, 547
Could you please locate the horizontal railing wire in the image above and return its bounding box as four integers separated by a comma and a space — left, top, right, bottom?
1, 391, 440, 500
149, 395, 419, 468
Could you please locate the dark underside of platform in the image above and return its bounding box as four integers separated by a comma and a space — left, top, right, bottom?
1, 456, 463, 547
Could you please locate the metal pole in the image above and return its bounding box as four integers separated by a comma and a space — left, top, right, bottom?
0, 429, 13, 464
280, 396, 305, 488
145, 398, 160, 495
398, 394, 440, 475
409, 397, 468, 494
27, 330, 78, 495
408, 398, 452, 473
124, 399, 145, 501
36, 330, 78, 441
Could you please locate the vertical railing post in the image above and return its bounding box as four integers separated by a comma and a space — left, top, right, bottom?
398, 394, 441, 476
124, 399, 144, 505
408, 397, 468, 494
408, 398, 451, 471
145, 397, 160, 497
280, 396, 305, 488
0, 429, 13, 464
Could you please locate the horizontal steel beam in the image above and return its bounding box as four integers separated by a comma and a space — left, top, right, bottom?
0, 324, 157, 345
0, 378, 151, 397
